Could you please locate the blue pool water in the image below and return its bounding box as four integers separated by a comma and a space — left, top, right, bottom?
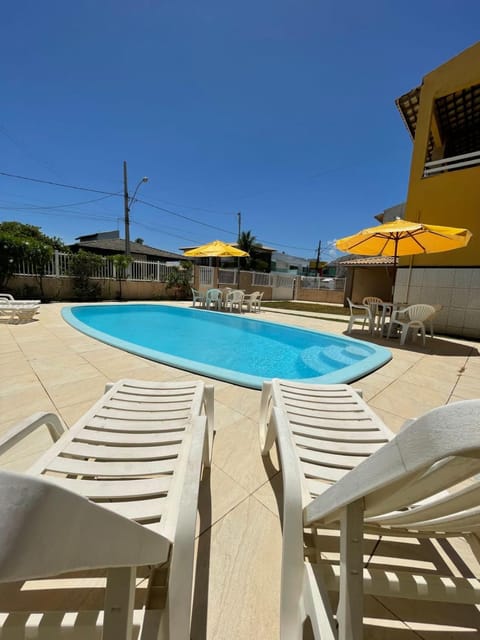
62, 304, 391, 389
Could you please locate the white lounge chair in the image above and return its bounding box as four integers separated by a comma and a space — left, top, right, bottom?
260, 378, 480, 639
346, 297, 374, 334
0, 293, 41, 304
0, 378, 214, 640
0, 299, 40, 323
387, 303, 436, 345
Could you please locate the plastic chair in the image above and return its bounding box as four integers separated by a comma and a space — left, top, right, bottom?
225, 289, 244, 313
362, 297, 385, 333
346, 297, 374, 334
242, 291, 261, 312
205, 288, 223, 310
387, 303, 436, 345
191, 287, 206, 307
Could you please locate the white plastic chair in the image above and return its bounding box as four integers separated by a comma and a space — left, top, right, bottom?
387, 303, 436, 345
0, 378, 214, 640
260, 379, 480, 639
204, 288, 223, 311
361, 296, 384, 333
225, 289, 244, 313
191, 287, 206, 307
242, 291, 261, 312
253, 291, 264, 312
346, 297, 374, 334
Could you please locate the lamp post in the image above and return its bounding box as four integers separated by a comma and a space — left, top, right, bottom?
123, 160, 149, 256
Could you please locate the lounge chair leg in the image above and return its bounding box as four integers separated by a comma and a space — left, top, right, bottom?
104, 567, 136, 640
337, 500, 364, 640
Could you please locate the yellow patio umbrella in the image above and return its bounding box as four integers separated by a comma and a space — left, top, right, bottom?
336, 218, 472, 297
183, 240, 249, 258
336, 218, 472, 264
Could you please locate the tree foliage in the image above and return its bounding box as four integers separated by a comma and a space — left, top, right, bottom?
0, 221, 67, 290
165, 262, 193, 299
69, 250, 104, 301
108, 254, 133, 300
238, 229, 266, 271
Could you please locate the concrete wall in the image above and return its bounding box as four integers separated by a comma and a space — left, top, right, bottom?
295, 288, 344, 304
395, 266, 480, 339
8, 275, 169, 301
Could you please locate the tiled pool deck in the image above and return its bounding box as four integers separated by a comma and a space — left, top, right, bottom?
1, 301, 479, 638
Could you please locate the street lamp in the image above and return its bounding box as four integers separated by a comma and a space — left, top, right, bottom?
123, 160, 149, 256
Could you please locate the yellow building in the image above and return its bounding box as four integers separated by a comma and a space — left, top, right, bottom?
396, 41, 480, 338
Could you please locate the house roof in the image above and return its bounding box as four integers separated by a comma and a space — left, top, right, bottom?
72, 238, 186, 261
395, 82, 480, 161
330, 254, 394, 267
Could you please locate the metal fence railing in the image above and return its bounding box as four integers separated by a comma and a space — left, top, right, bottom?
300, 276, 346, 291
14, 251, 178, 282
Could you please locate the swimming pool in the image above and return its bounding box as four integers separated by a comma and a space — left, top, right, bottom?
62, 304, 391, 389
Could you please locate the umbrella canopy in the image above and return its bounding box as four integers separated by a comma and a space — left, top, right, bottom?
183, 240, 249, 258
336, 218, 472, 265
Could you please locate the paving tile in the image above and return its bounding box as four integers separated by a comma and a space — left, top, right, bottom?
212, 414, 280, 494
370, 379, 450, 421
191, 496, 281, 640
2, 302, 480, 638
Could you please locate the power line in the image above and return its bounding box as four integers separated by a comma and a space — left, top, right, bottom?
0, 169, 317, 253
136, 198, 236, 235
0, 171, 119, 196
0, 193, 119, 211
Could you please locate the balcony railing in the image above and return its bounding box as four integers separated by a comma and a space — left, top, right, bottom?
424, 150, 480, 177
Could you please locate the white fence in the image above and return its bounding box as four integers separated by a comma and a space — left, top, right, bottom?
14, 251, 178, 282
300, 276, 346, 291
218, 268, 238, 285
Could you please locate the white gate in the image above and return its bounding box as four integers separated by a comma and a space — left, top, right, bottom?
251, 271, 295, 300
198, 266, 215, 288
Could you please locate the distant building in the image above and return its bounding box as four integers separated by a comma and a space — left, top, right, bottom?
271, 251, 309, 275
70, 231, 186, 262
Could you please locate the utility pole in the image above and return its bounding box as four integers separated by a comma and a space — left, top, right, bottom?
123, 161, 130, 257
123, 161, 149, 257
236, 211, 242, 270
315, 240, 321, 275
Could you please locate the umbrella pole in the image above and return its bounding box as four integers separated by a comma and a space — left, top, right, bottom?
392, 238, 398, 301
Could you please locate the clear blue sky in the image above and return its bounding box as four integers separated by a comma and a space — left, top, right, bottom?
1, 1, 478, 260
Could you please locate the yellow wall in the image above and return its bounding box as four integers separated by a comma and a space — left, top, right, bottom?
403, 41, 480, 268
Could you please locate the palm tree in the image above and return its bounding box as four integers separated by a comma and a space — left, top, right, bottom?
238, 230, 257, 270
